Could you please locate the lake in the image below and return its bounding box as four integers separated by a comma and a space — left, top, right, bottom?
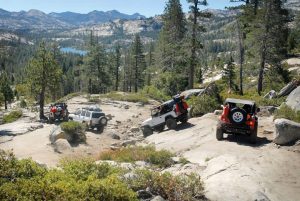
60, 47, 88, 55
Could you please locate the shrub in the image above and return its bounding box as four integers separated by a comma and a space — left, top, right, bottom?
275, 104, 300, 123
3, 110, 23, 124
19, 99, 27, 108
98, 146, 174, 168
189, 95, 220, 117
57, 92, 83, 102
125, 169, 204, 201
140, 86, 171, 102
0, 151, 138, 201
60, 121, 86, 143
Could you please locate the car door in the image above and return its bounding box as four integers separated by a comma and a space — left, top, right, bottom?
73, 109, 82, 122
80, 110, 87, 122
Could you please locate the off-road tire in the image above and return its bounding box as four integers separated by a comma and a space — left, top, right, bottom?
180, 113, 188, 124
166, 117, 177, 130
99, 116, 108, 126
96, 126, 104, 133
216, 127, 223, 141
154, 125, 165, 132
229, 108, 247, 124
249, 123, 258, 144
142, 126, 153, 137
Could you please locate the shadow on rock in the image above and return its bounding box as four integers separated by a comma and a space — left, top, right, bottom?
174, 122, 195, 131
226, 134, 272, 147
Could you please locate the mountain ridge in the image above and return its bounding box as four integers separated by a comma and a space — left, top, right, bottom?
0, 8, 145, 30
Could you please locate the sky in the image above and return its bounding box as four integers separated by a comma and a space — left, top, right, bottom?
0, 0, 243, 17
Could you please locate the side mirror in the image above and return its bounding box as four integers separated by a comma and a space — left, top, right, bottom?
256, 108, 260, 113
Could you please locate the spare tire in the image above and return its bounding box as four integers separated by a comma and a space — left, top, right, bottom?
229, 108, 247, 124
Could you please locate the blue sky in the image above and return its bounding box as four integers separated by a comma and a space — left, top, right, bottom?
0, 0, 243, 17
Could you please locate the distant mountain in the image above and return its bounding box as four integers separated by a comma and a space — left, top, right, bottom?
0, 8, 145, 30
285, 0, 300, 11
49, 10, 145, 26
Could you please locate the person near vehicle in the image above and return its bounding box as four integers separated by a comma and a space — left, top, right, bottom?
174, 95, 188, 115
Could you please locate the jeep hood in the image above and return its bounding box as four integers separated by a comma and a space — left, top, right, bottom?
141, 117, 152, 127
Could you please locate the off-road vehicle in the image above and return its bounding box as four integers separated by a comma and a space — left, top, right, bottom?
69, 106, 108, 132
216, 98, 260, 143
49, 102, 69, 123
141, 95, 189, 137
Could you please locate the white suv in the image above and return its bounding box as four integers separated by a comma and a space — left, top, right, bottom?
69, 107, 108, 132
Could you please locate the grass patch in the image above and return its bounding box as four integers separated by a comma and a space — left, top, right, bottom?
98, 146, 174, 168
101, 92, 149, 104
179, 157, 190, 165
56, 92, 83, 102
3, 110, 23, 124
275, 104, 300, 123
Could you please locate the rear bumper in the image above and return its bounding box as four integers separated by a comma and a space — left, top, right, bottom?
219, 121, 251, 135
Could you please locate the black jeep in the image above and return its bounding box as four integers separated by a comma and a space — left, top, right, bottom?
216, 98, 260, 143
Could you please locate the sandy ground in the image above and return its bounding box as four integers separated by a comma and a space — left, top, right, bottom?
0, 95, 152, 167
146, 114, 300, 201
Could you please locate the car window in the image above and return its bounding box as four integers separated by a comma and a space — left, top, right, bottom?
86, 111, 91, 117
92, 113, 104, 118
75, 109, 81, 115
81, 110, 86, 116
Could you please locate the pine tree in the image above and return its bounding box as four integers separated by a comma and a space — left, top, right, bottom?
131, 34, 146, 93
157, 0, 187, 71
222, 56, 236, 93
0, 72, 14, 110
25, 42, 62, 119
114, 44, 121, 91
187, 0, 211, 88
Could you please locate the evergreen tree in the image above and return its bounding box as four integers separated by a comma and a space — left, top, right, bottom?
187, 0, 211, 88
222, 56, 236, 93
84, 44, 109, 93
114, 44, 121, 91
0, 72, 14, 110
131, 34, 146, 93
157, 0, 187, 71
25, 42, 62, 119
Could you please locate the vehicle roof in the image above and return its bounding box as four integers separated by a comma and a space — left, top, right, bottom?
225, 98, 255, 105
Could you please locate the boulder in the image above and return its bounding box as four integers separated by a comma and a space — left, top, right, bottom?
124, 105, 130, 109
214, 110, 222, 115
108, 132, 121, 140
49, 127, 65, 144
273, 119, 300, 145
137, 190, 153, 200
286, 86, 300, 111
130, 126, 140, 133
151, 196, 166, 201
53, 139, 72, 153
121, 140, 136, 147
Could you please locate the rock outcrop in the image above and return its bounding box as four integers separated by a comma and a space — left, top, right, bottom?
286, 86, 300, 111
273, 118, 300, 145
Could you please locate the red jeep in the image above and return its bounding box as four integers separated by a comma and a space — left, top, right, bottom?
216, 98, 260, 143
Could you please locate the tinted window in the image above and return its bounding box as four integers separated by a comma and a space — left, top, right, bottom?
81, 110, 86, 116
92, 113, 104, 118
86, 111, 91, 117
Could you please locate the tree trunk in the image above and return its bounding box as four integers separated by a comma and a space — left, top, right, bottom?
39, 87, 45, 119
134, 56, 138, 93
237, 21, 244, 95
4, 95, 7, 110
189, 3, 198, 89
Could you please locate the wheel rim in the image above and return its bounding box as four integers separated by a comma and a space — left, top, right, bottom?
232, 112, 243, 123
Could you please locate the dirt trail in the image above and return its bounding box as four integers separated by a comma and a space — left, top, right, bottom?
0, 95, 152, 167
146, 114, 300, 201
